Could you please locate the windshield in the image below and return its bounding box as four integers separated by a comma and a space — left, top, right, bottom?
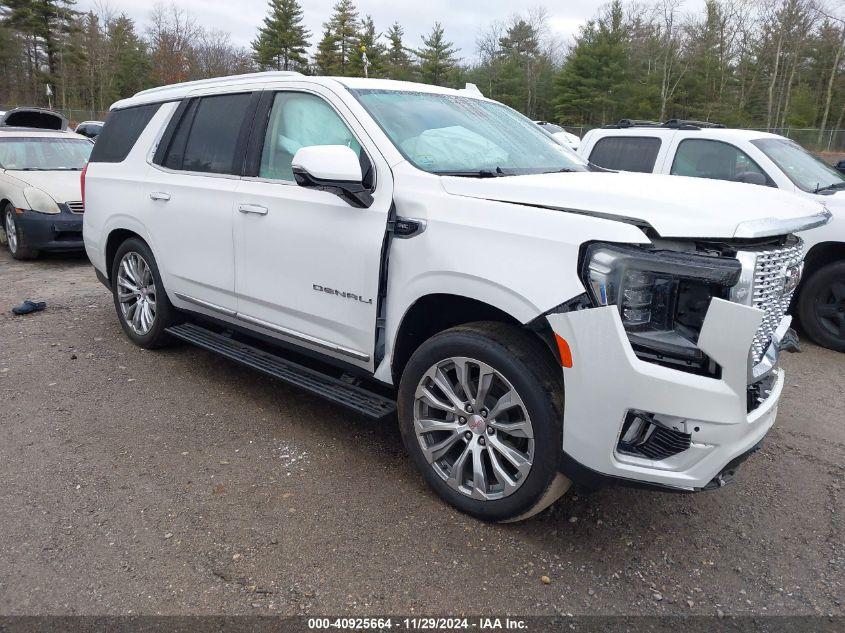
751, 138, 844, 193
351, 89, 589, 176
0, 137, 92, 171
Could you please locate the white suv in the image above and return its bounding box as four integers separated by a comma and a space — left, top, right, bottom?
83, 73, 829, 522
579, 121, 845, 352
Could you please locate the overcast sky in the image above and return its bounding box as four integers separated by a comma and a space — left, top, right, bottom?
75, 0, 706, 62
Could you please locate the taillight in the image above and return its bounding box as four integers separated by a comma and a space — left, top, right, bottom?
80, 162, 88, 210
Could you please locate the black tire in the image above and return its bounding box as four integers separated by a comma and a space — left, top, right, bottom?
4, 203, 39, 260
110, 237, 178, 349
397, 321, 570, 522
796, 261, 845, 353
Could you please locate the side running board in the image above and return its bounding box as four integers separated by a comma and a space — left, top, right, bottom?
166, 322, 396, 420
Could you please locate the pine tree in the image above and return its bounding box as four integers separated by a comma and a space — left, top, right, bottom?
4, 0, 80, 102
315, 0, 360, 76
496, 18, 542, 115
415, 22, 458, 86
349, 15, 385, 77
385, 21, 413, 80
109, 15, 152, 99
315, 25, 340, 75
251, 0, 309, 71
553, 1, 629, 125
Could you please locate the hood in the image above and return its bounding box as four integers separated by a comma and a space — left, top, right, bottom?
7, 170, 82, 203
817, 189, 845, 209
1, 107, 68, 131
440, 170, 829, 239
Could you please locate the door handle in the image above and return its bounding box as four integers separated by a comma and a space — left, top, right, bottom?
149, 191, 171, 201
238, 203, 269, 216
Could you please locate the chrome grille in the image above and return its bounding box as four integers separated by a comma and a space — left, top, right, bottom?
66, 200, 84, 214
740, 238, 804, 363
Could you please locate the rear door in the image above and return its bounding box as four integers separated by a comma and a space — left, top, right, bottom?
232, 84, 394, 370
144, 90, 259, 313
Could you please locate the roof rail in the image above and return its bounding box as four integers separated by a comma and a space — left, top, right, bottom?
601, 119, 662, 129
662, 119, 726, 130
133, 71, 303, 98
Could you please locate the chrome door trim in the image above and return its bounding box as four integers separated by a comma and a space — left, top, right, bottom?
173, 292, 237, 317
237, 312, 370, 362
173, 292, 370, 362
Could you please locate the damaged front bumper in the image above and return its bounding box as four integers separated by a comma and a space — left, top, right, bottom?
548, 297, 786, 491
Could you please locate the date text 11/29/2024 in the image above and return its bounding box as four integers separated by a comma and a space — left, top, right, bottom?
307, 617, 528, 630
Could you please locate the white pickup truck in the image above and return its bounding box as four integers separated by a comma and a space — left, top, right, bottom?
579, 121, 845, 352
83, 73, 829, 521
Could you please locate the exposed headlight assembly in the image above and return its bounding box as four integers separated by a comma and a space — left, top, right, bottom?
582, 243, 742, 371
23, 187, 60, 214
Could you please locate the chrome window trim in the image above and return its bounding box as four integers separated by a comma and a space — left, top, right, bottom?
147, 161, 242, 181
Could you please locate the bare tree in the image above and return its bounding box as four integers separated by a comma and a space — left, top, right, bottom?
147, 3, 202, 85
813, 1, 845, 141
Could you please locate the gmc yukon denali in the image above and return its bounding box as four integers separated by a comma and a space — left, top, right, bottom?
82, 72, 830, 522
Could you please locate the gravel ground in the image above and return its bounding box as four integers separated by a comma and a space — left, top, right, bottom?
0, 248, 842, 617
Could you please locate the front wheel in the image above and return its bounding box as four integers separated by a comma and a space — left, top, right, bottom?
398, 322, 570, 522
797, 262, 845, 353
4, 203, 39, 260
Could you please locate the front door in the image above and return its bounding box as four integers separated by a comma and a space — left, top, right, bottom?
233, 86, 393, 370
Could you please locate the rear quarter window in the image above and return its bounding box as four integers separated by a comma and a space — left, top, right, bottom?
589, 136, 662, 173
89, 103, 162, 163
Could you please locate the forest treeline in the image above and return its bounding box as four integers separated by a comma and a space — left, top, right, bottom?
0, 0, 843, 132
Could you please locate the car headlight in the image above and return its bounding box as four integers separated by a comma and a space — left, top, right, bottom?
582, 243, 742, 369
23, 187, 61, 214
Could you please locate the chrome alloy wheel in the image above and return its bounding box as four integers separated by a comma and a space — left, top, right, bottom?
117, 252, 157, 335
413, 357, 535, 501
5, 208, 17, 254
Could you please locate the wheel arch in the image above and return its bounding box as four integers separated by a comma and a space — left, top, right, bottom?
802, 241, 845, 278
104, 228, 148, 283
795, 241, 845, 311
388, 293, 560, 386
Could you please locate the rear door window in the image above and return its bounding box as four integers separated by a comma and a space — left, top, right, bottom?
589, 136, 662, 173
89, 103, 161, 163
160, 92, 255, 175
671, 139, 771, 185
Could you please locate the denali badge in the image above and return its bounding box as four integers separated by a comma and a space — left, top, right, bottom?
313, 284, 373, 304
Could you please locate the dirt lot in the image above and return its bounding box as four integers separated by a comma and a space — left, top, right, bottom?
0, 248, 842, 617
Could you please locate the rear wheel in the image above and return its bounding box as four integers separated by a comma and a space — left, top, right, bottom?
4, 203, 39, 260
797, 262, 845, 353
398, 322, 570, 522
111, 238, 178, 348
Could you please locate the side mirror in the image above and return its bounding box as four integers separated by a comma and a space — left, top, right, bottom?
291, 145, 372, 208
736, 171, 767, 186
